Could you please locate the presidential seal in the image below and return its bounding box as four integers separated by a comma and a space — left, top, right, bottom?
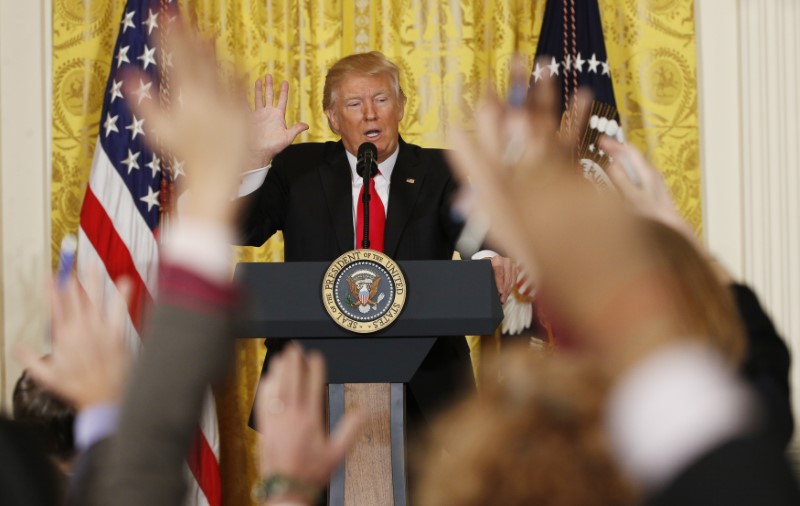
322, 249, 407, 334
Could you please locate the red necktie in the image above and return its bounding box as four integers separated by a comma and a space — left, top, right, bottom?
356, 176, 385, 252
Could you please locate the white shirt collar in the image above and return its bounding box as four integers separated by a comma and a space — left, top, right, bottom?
345, 145, 399, 183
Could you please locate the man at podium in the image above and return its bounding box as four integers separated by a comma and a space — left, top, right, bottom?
235, 51, 515, 432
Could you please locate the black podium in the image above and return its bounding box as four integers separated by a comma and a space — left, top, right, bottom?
235, 260, 502, 505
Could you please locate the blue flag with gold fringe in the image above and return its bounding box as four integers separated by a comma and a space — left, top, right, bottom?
530, 0, 624, 186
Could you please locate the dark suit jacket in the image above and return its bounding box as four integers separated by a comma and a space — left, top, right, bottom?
733, 283, 794, 448
238, 138, 474, 425
239, 138, 463, 261
647, 434, 800, 506
0, 418, 60, 506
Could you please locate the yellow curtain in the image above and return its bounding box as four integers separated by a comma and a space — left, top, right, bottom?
52, 1, 700, 503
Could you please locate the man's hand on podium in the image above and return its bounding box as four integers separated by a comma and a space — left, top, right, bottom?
489, 255, 519, 304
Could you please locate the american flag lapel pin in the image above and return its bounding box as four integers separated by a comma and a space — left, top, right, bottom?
406, 178, 415, 184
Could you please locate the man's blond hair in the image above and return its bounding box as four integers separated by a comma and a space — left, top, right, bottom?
323, 52, 406, 130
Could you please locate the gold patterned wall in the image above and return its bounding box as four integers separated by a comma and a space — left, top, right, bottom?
52, 1, 700, 503
599, 0, 702, 233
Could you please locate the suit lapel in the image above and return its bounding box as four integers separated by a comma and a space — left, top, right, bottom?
385, 140, 425, 257
318, 142, 354, 254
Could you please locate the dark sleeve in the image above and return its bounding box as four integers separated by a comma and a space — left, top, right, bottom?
65, 437, 111, 506
93, 265, 238, 506
0, 418, 60, 506
733, 283, 794, 448
236, 158, 290, 247
646, 435, 800, 506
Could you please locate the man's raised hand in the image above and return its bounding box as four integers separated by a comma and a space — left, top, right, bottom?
247, 74, 309, 171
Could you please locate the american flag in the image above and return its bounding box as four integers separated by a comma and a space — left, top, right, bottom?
76, 1, 221, 505
530, 0, 624, 187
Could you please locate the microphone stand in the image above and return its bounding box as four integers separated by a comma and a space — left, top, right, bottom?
361, 159, 371, 249
357, 143, 378, 250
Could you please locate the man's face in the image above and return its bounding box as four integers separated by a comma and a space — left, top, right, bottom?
326, 73, 405, 163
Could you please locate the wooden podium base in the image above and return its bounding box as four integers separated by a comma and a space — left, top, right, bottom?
329, 383, 407, 506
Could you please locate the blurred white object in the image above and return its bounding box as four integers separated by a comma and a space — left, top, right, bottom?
501, 272, 535, 335
606, 344, 754, 492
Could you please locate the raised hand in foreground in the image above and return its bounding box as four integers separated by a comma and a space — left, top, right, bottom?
255, 344, 362, 505
15, 271, 133, 411
123, 23, 250, 227
600, 136, 734, 285
446, 76, 681, 357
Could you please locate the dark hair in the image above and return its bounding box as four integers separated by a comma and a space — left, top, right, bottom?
12, 363, 76, 462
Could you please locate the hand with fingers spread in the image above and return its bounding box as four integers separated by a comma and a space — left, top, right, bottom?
246, 75, 310, 171
255, 344, 362, 504
600, 137, 696, 245
447, 71, 682, 355
123, 26, 250, 226
15, 273, 133, 411
600, 137, 734, 285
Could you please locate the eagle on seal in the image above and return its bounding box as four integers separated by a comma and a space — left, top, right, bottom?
347, 275, 382, 311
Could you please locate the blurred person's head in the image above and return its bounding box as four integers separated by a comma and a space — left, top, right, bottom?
642, 219, 746, 365
13, 361, 76, 471
0, 417, 61, 506
414, 346, 636, 506
323, 51, 406, 162
531, 216, 744, 367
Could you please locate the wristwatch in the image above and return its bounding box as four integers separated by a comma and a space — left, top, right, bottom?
251, 474, 322, 504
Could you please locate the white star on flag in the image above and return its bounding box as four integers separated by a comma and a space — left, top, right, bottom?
574, 52, 585, 72
532, 63, 544, 82
547, 57, 560, 77
172, 159, 185, 179
121, 149, 141, 174
146, 154, 161, 177
601, 61, 610, 76
143, 9, 159, 35
587, 53, 600, 73
103, 113, 119, 137
137, 45, 157, 70
125, 115, 146, 140
120, 10, 136, 33
564, 54, 573, 71
116, 46, 130, 68
139, 186, 160, 211
110, 79, 124, 103
133, 79, 153, 104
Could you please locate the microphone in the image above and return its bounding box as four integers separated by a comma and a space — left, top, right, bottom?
356, 142, 378, 178
357, 142, 378, 249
